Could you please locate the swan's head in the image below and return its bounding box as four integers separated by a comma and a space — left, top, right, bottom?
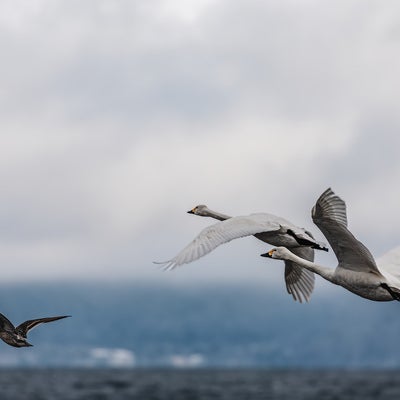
260, 247, 292, 260
187, 205, 209, 216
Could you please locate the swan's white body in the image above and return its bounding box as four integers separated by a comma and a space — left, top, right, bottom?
156, 205, 328, 303
263, 189, 400, 302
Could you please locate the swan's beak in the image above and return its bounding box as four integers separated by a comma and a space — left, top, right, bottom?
260, 250, 274, 258
187, 209, 195, 214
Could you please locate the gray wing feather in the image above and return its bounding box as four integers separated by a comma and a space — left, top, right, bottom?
155, 214, 282, 270
284, 246, 315, 303
376, 246, 400, 279
312, 188, 347, 227
312, 188, 380, 274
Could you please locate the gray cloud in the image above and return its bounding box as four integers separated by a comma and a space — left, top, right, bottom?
0, 0, 399, 283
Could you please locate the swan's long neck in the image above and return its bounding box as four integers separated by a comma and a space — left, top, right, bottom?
284, 250, 335, 283
203, 208, 231, 221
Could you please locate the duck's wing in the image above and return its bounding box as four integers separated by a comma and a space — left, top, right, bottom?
284, 246, 315, 303
312, 188, 380, 275
15, 316, 70, 338
155, 213, 282, 270
0, 313, 15, 332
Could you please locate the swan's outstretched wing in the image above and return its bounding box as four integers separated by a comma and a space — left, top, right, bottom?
376, 246, 400, 279
312, 188, 348, 228
15, 316, 70, 338
284, 246, 315, 303
312, 188, 380, 275
155, 213, 282, 270
187, 207, 318, 302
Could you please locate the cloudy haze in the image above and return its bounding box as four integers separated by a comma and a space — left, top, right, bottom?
0, 0, 399, 288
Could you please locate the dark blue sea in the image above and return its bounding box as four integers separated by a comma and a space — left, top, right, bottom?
1, 369, 400, 400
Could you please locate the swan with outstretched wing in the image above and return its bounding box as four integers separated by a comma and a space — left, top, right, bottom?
156, 207, 328, 303
262, 188, 400, 301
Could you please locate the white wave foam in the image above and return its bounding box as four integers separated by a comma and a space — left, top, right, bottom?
89, 347, 135, 367
169, 353, 204, 368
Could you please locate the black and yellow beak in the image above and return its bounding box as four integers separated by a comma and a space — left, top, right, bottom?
187, 208, 195, 214
260, 249, 275, 258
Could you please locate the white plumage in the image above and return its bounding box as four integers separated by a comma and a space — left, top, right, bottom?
263, 188, 400, 302
156, 207, 328, 303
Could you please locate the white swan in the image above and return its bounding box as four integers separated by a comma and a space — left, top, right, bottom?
156, 206, 328, 303
262, 188, 400, 301
186, 205, 322, 303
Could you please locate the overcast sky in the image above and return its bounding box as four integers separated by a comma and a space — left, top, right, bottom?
0, 0, 400, 290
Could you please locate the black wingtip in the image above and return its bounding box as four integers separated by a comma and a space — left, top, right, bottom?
311, 242, 329, 252
318, 245, 329, 252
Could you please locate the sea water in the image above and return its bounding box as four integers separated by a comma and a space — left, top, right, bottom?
0, 369, 399, 400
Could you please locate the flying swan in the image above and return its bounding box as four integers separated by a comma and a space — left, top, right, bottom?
156, 205, 328, 303
262, 188, 400, 301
